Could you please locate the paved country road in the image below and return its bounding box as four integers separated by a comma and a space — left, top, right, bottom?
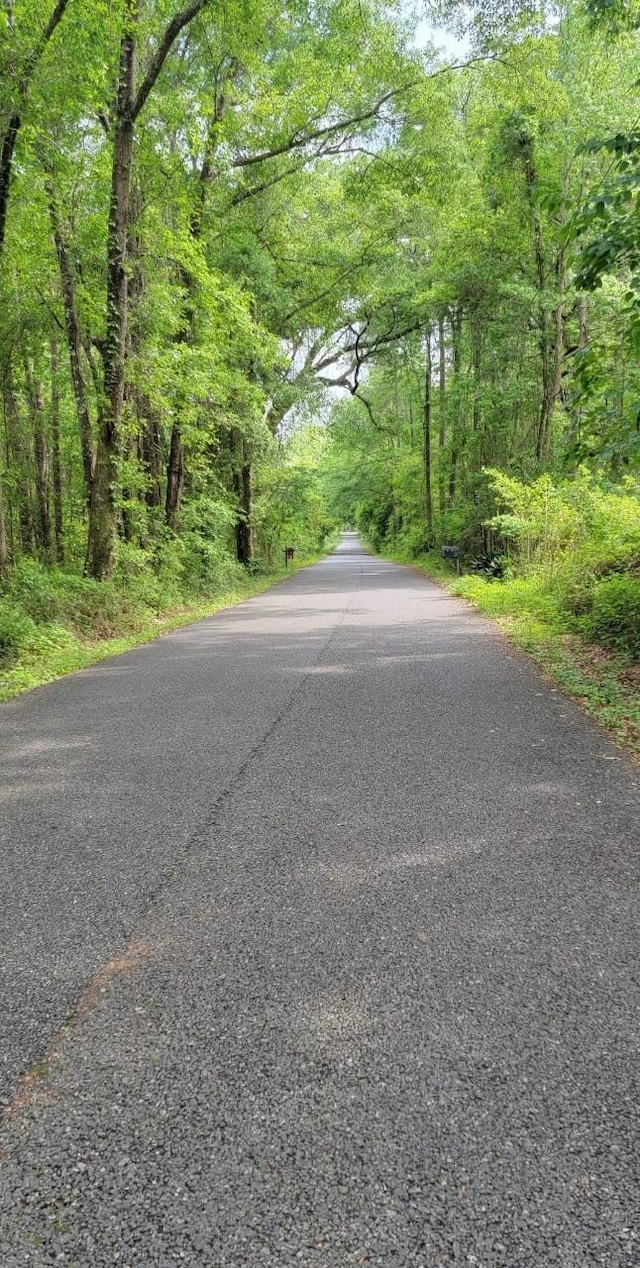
0, 535, 638, 1266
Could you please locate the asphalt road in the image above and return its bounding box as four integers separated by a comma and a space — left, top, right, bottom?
0, 534, 638, 1266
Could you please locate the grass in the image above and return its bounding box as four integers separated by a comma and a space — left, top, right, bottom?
0, 555, 317, 703
384, 549, 640, 760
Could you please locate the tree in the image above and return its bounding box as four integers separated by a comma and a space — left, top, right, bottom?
0, 0, 72, 261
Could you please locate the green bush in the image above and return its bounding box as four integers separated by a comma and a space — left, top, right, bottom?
587, 576, 640, 658
65, 578, 149, 639
0, 603, 36, 664
485, 469, 640, 582
245, 557, 271, 576
7, 559, 62, 623
560, 578, 595, 617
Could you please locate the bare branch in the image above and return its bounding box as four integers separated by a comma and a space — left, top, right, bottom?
281, 232, 397, 325
232, 83, 417, 169
320, 368, 357, 389
352, 387, 380, 427
313, 346, 349, 374
342, 320, 424, 358
229, 54, 514, 175
231, 164, 303, 206
39, 0, 71, 50
132, 0, 211, 121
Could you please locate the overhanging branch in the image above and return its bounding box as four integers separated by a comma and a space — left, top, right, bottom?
232, 83, 417, 169
132, 0, 211, 121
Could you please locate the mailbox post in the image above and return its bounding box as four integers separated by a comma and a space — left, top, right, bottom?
441, 544, 461, 574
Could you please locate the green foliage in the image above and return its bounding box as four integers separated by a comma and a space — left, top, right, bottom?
5, 559, 63, 624
572, 132, 640, 324
256, 425, 339, 562
484, 467, 640, 579
585, 0, 640, 34
485, 469, 584, 569
0, 603, 36, 665
587, 574, 640, 655
4, 561, 151, 640
453, 572, 566, 623
460, 468, 640, 659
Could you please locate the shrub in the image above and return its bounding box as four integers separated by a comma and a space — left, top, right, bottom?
587, 576, 640, 658
560, 578, 595, 617
470, 552, 506, 578
245, 557, 271, 576
7, 559, 62, 623
67, 578, 149, 639
0, 604, 36, 664
485, 468, 640, 583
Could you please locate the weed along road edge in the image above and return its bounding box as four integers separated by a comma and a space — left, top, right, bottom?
0, 534, 638, 1266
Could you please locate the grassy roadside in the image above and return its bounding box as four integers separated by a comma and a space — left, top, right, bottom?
384, 549, 640, 760
0, 555, 318, 703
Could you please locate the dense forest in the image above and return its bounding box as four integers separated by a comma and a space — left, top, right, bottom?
0, 0, 638, 698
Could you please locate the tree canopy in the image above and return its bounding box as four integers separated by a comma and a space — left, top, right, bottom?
0, 0, 637, 626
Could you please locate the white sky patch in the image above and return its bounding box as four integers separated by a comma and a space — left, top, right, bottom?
413, 17, 472, 58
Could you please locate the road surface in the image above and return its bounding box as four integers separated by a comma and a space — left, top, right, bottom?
0, 535, 638, 1265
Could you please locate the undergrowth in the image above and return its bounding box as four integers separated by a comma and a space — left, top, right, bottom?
0, 552, 318, 702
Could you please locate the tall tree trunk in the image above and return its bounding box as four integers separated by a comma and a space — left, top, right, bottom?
232, 431, 253, 564
0, 114, 21, 262
521, 142, 558, 465
471, 316, 483, 466
45, 174, 94, 504
120, 426, 137, 543
438, 312, 446, 515
578, 294, 588, 349
119, 182, 147, 543
87, 7, 137, 579
164, 61, 239, 533
83, 0, 214, 574
448, 308, 462, 505
50, 339, 64, 563
234, 481, 253, 564
537, 250, 566, 463
137, 393, 163, 510
566, 295, 588, 464
165, 425, 185, 532
0, 456, 8, 578
240, 460, 253, 562
24, 358, 51, 558
3, 373, 35, 554
423, 327, 433, 539
533, 253, 550, 463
